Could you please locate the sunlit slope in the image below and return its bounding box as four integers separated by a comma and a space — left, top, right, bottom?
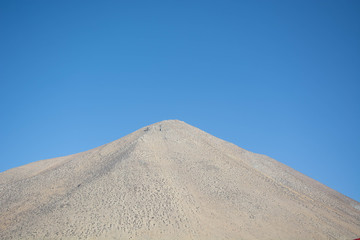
1, 120, 359, 239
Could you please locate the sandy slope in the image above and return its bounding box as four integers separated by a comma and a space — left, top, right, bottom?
0, 120, 359, 240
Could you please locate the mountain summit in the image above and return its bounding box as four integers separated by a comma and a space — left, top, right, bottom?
1, 120, 359, 239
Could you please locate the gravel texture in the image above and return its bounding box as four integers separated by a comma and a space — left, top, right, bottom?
0, 120, 359, 239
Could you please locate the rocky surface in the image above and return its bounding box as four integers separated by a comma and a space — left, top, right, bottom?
1, 120, 359, 239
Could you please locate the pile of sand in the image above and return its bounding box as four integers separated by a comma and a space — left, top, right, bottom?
1, 120, 359, 239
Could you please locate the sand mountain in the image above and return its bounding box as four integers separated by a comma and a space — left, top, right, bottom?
0, 120, 359, 240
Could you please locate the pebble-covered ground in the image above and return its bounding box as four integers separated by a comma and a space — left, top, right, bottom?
1, 120, 359, 239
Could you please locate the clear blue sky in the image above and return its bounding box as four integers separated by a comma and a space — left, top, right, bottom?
1, 1, 359, 201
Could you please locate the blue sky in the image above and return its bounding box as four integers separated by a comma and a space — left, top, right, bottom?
1, 1, 359, 201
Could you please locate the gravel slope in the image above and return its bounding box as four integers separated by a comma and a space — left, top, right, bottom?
1, 120, 359, 239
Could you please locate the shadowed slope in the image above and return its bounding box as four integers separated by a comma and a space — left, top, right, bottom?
0, 120, 359, 239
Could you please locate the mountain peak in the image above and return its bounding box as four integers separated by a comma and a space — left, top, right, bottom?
139, 120, 198, 137
145, 119, 190, 129
1, 121, 359, 239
